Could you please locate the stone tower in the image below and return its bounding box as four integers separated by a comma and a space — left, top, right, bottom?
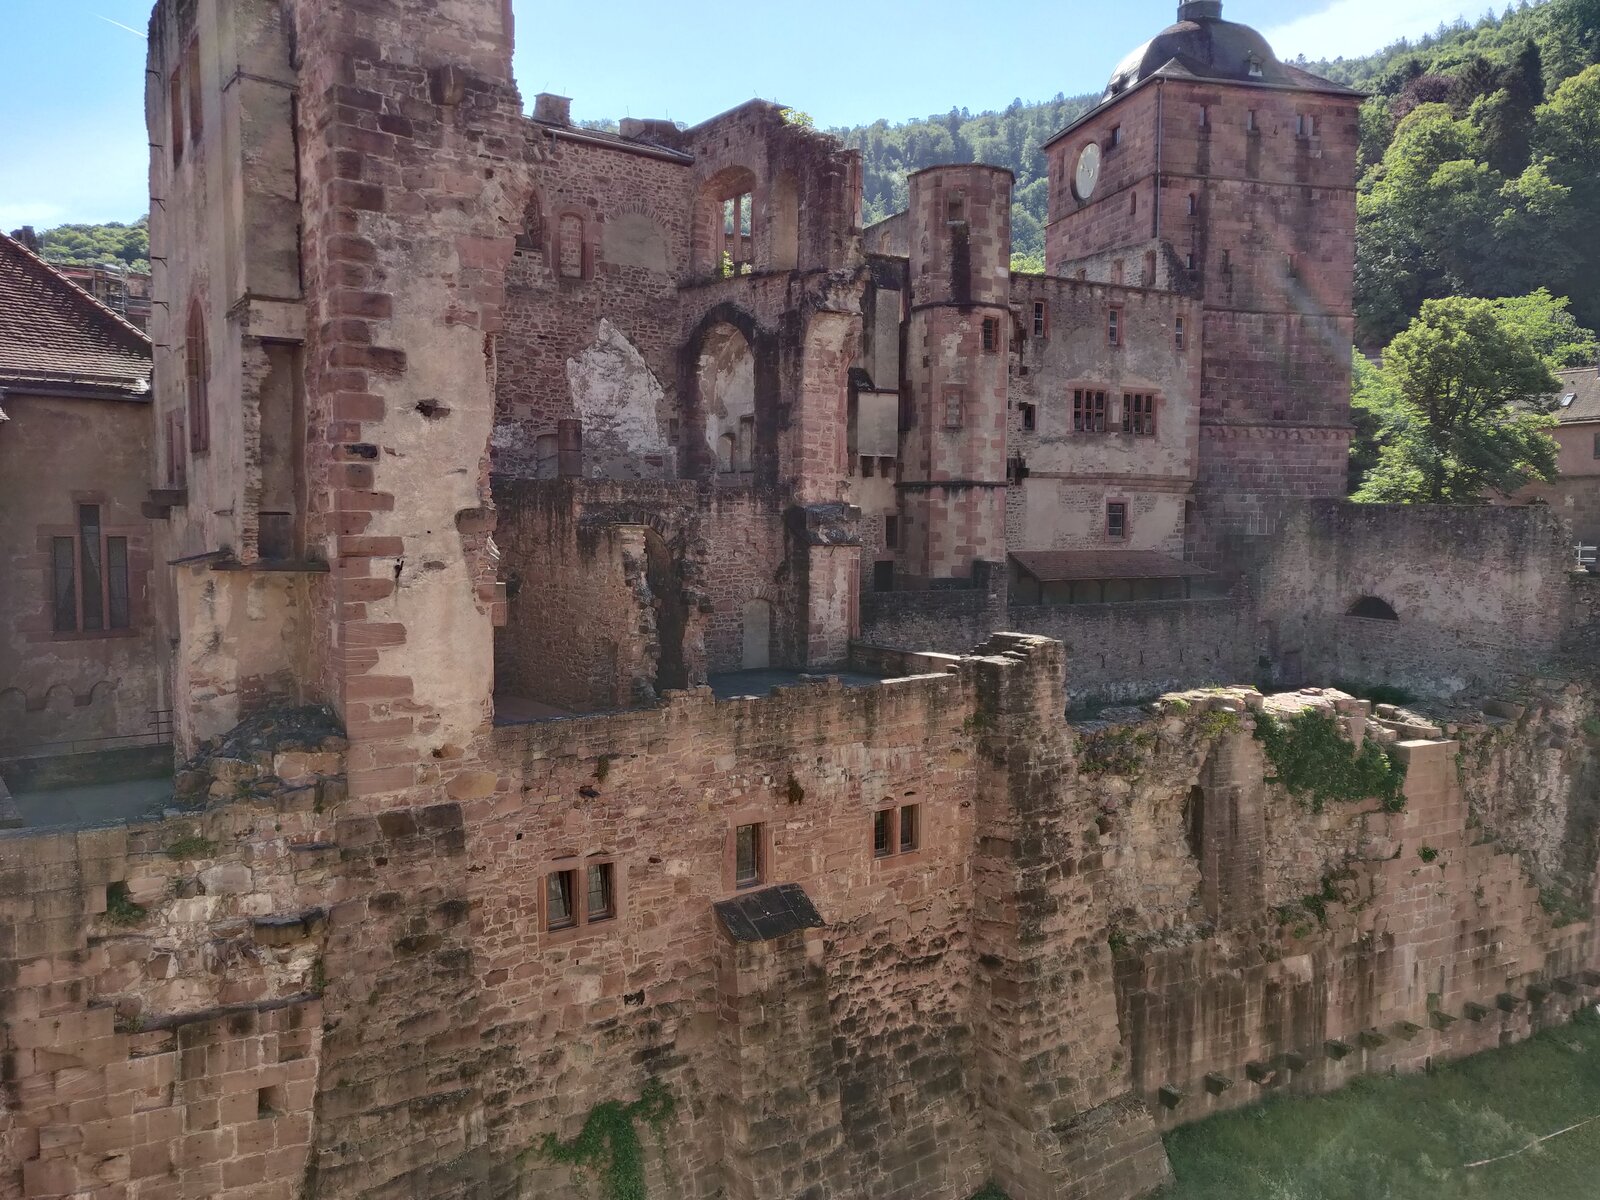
899, 164, 1013, 587
1044, 0, 1362, 566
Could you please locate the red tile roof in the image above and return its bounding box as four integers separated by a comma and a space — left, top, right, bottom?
1011, 549, 1212, 582
0, 232, 151, 398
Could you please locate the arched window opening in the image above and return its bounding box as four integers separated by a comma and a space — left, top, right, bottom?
696, 321, 756, 479
1347, 595, 1399, 621
695, 167, 759, 278
185, 300, 209, 453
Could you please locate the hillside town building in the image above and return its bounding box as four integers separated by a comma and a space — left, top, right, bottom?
0, 2, 1597, 1199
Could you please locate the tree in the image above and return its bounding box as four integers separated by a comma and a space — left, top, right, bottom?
1354, 296, 1560, 502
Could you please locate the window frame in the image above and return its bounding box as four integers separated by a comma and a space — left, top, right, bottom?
1032, 300, 1048, 338
1107, 305, 1123, 348
1020, 402, 1037, 433
1175, 315, 1187, 351
871, 803, 924, 865
981, 316, 1000, 352
942, 386, 965, 430
1106, 500, 1128, 541
732, 821, 766, 890
50, 502, 133, 639
1072, 388, 1108, 434
539, 853, 623, 938
1122, 392, 1157, 437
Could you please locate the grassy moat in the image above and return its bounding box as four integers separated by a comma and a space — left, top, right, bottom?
1158, 1011, 1600, 1199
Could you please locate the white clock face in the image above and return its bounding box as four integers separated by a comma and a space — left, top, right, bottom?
1074, 142, 1102, 201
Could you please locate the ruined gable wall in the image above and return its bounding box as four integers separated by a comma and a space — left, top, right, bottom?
494, 131, 691, 480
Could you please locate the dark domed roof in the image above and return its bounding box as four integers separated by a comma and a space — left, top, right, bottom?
1105, 1, 1297, 96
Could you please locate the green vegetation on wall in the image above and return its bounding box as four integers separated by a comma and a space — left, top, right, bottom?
1253, 710, 1407, 813
527, 1079, 676, 1200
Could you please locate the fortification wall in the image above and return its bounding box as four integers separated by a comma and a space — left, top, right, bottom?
1258, 501, 1576, 696
4, 650, 1598, 1200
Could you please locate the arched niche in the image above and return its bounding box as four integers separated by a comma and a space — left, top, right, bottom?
1347, 595, 1399, 621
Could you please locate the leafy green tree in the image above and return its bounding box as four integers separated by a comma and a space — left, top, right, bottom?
1355, 296, 1560, 502
21, 217, 151, 273
1529, 63, 1600, 324
1493, 287, 1598, 366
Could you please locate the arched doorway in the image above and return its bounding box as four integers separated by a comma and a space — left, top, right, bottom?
741, 599, 772, 670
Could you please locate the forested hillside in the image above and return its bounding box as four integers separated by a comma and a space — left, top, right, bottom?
9, 218, 151, 274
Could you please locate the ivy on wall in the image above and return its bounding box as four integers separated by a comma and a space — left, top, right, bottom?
1254, 710, 1408, 813
527, 1079, 676, 1200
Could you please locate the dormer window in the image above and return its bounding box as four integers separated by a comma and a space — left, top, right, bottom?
1248, 55, 1264, 78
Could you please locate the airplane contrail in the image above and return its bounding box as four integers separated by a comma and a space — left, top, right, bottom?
95, 14, 147, 38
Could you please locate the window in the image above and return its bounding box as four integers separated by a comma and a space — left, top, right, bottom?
1130, 191, 1138, 215
1187, 192, 1198, 216
1248, 55, 1264, 78
1347, 595, 1399, 621
1285, 254, 1298, 279
860, 455, 874, 478
186, 38, 202, 146
873, 804, 921, 859
735, 823, 764, 887
1020, 403, 1036, 432
1142, 250, 1157, 287
1198, 104, 1209, 128
165, 411, 187, 488
1123, 393, 1156, 436
169, 66, 184, 166
737, 414, 754, 470
185, 301, 209, 453
667, 417, 681, 446
1107, 306, 1123, 347
1593, 431, 1600, 459
1106, 501, 1127, 540
981, 316, 1000, 352
586, 862, 615, 922
717, 433, 736, 473
1108, 125, 1122, 149
53, 504, 131, 635
1297, 113, 1316, 137
1032, 301, 1048, 337
545, 869, 577, 931
1184, 252, 1196, 271
947, 193, 966, 223
1246, 109, 1258, 132
545, 857, 619, 932
1220, 249, 1231, 274
1073, 389, 1107, 433
884, 515, 899, 549
943, 388, 964, 430
1175, 315, 1187, 350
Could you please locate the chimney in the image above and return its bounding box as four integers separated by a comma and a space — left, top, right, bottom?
16, 226, 40, 253
1178, 1, 1222, 20
534, 93, 572, 126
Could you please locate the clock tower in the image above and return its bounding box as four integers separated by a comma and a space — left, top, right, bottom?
1043, 0, 1363, 568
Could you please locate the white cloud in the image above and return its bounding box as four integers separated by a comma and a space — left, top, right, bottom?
1266, 0, 1481, 62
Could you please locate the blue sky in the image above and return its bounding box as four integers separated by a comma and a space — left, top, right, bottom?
2, 0, 1488, 229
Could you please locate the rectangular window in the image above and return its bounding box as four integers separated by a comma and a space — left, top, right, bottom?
1175, 315, 1187, 350
79, 505, 104, 633
884, 515, 899, 549
1247, 110, 1258, 132
1286, 254, 1298, 279
943, 388, 964, 430
873, 809, 893, 858
52, 537, 77, 634
1220, 249, 1231, 273
1107, 502, 1127, 540
1187, 192, 1198, 216
169, 67, 185, 166
1032, 301, 1047, 337
668, 417, 681, 446
859, 455, 874, 477
1108, 306, 1122, 347
586, 862, 615, 922
1185, 252, 1196, 270
735, 823, 763, 888
186, 38, 202, 146
1198, 104, 1209, 128
947, 194, 965, 223
1123, 393, 1156, 436
899, 804, 919, 852
107, 538, 130, 630
1073, 389, 1108, 433
1108, 125, 1122, 149
1593, 431, 1600, 459
545, 870, 577, 931
1297, 113, 1315, 137
1020, 403, 1036, 432
981, 316, 1000, 352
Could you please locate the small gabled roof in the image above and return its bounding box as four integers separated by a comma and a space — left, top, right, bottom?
0, 231, 152, 399
1549, 366, 1600, 424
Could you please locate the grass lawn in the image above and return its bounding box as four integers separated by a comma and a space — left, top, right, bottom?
1160, 1011, 1600, 1200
